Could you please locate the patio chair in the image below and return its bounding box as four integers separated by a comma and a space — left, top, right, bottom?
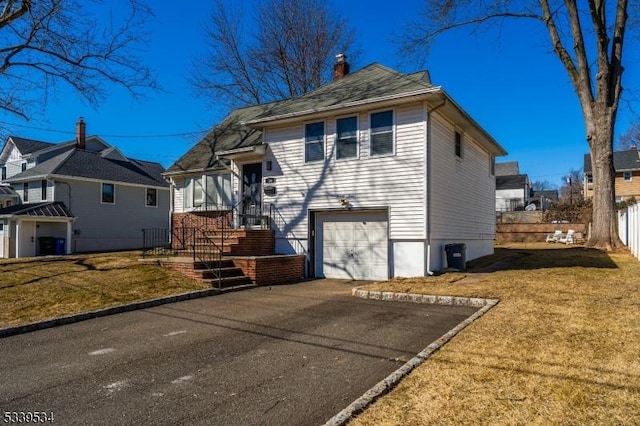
546, 230, 563, 243
558, 229, 575, 244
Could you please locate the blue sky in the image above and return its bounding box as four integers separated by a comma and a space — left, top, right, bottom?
2, 1, 638, 188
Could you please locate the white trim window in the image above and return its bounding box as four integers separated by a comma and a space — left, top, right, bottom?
623, 171, 632, 181
305, 121, 325, 163
101, 183, 115, 204
146, 188, 158, 207
184, 173, 232, 210
370, 110, 394, 156
205, 174, 232, 208
336, 116, 358, 160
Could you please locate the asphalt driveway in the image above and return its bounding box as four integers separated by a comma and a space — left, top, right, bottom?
0, 279, 478, 425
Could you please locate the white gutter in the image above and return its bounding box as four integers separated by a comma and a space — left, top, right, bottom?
244, 87, 443, 125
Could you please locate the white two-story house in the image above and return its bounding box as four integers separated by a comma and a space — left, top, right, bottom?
0, 119, 170, 258
164, 59, 507, 280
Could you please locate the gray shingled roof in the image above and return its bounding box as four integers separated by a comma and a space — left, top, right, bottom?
248, 64, 435, 123
0, 185, 18, 196
6, 149, 168, 187
584, 149, 640, 173
167, 62, 505, 174
8, 136, 55, 154
496, 174, 529, 190
495, 161, 519, 176
0, 201, 74, 218
166, 103, 280, 173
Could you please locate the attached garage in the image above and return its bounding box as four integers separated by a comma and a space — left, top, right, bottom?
314, 210, 389, 281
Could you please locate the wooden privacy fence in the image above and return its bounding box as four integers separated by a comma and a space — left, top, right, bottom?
619, 204, 640, 260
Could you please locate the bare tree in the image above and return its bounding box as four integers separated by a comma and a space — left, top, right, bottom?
0, 0, 156, 121
531, 180, 556, 191
404, 1, 630, 250
559, 169, 584, 205
617, 120, 640, 150
192, 0, 358, 107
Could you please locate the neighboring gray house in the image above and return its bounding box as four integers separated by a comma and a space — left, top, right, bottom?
165, 59, 507, 279
0, 119, 169, 258
495, 161, 531, 211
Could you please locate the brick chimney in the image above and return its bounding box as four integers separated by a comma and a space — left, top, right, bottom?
333, 53, 349, 80
76, 117, 86, 149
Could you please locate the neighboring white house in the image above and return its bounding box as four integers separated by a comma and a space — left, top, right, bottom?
0, 119, 170, 258
495, 161, 531, 211
164, 59, 507, 279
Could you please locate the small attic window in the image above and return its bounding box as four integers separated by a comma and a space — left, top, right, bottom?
455, 131, 463, 158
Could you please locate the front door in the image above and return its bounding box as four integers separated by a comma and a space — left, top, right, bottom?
242, 163, 262, 226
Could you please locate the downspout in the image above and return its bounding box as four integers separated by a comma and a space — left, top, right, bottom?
425, 97, 447, 275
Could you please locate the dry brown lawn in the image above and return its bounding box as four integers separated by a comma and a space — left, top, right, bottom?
351, 243, 640, 425
0, 252, 208, 328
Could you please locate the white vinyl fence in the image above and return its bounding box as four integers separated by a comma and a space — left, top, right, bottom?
619, 204, 640, 260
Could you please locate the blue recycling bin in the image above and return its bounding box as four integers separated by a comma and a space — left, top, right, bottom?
54, 238, 66, 255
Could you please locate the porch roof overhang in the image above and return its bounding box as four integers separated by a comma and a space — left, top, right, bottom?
0, 202, 76, 221
216, 144, 267, 161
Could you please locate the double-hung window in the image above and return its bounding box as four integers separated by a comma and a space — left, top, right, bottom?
336, 116, 358, 159
102, 183, 115, 204
370, 110, 394, 156
305, 122, 325, 163
623, 171, 632, 181
23, 182, 29, 202
146, 188, 158, 207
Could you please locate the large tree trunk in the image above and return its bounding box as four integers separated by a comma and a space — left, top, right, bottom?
586, 106, 619, 250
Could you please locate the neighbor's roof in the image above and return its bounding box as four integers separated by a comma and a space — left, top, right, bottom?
0, 185, 19, 196
0, 201, 74, 218
531, 189, 559, 200
8, 136, 55, 155
496, 174, 529, 190
6, 149, 168, 188
495, 161, 520, 176
584, 149, 640, 173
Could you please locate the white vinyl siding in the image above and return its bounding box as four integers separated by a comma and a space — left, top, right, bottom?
263, 103, 426, 251
430, 113, 495, 241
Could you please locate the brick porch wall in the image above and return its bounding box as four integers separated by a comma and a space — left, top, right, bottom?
170, 211, 232, 249
233, 255, 306, 286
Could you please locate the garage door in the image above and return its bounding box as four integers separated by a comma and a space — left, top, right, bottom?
315, 211, 388, 280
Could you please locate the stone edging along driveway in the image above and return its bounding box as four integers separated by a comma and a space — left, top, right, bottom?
324, 287, 499, 426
